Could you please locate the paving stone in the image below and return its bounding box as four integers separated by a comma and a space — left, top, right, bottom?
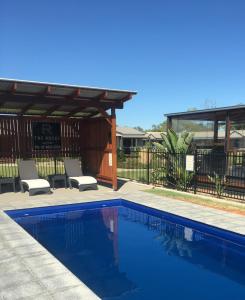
0, 270, 34, 289
6, 237, 36, 248
22, 253, 56, 268
0, 282, 44, 300
0, 249, 15, 262
40, 273, 81, 292
26, 293, 54, 300
30, 263, 67, 279
1, 232, 28, 241
13, 244, 47, 257
228, 220, 245, 225
52, 286, 100, 300
0, 258, 26, 274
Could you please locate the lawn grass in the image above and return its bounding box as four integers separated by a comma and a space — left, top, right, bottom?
0, 164, 65, 178
144, 188, 245, 215
117, 169, 149, 182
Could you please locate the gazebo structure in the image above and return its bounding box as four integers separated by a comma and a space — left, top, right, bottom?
0, 78, 137, 190
165, 105, 245, 153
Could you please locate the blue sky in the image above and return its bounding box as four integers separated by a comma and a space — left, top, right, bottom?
1, 0, 245, 129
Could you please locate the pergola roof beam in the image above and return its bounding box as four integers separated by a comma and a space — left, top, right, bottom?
65, 92, 110, 118
95, 91, 108, 101
120, 93, 132, 102
43, 104, 62, 116
43, 86, 52, 96
69, 88, 80, 98
11, 83, 18, 94
0, 93, 123, 109
19, 103, 34, 115
97, 107, 110, 119
65, 106, 88, 118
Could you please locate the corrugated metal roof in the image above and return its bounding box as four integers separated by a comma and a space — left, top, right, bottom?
116, 127, 146, 138
0, 78, 137, 118
165, 105, 245, 117
165, 105, 245, 121
0, 78, 137, 96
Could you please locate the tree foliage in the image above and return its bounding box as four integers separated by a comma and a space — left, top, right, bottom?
148, 122, 166, 132
147, 120, 210, 133
133, 126, 145, 132
208, 172, 227, 198
153, 128, 194, 154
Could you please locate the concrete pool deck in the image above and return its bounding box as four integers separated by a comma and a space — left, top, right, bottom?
0, 181, 245, 299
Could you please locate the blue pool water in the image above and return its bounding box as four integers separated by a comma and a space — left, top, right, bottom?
6, 199, 245, 300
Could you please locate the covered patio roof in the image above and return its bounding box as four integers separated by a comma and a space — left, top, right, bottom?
165, 105, 245, 121
165, 105, 245, 152
0, 78, 137, 118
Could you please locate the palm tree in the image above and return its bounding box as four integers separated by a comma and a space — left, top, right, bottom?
152, 128, 194, 190
154, 128, 194, 154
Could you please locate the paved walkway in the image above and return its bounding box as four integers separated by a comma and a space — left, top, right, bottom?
0, 182, 244, 299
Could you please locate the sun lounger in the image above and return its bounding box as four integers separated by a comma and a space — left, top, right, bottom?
18, 160, 51, 196
64, 158, 97, 191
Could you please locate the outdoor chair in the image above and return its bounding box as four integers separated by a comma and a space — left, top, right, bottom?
64, 158, 97, 191
18, 160, 51, 196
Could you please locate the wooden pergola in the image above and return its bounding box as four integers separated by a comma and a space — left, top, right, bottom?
0, 78, 137, 190
165, 105, 245, 152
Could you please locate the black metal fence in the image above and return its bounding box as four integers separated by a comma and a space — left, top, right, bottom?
1, 148, 245, 200
117, 148, 245, 201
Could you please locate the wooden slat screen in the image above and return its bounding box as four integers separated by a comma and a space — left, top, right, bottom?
80, 118, 113, 183
0, 116, 114, 186
0, 117, 82, 157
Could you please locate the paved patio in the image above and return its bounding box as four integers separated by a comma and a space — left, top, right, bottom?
0, 181, 245, 299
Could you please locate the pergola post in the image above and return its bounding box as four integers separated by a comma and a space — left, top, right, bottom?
19, 117, 27, 159
213, 119, 218, 145
111, 108, 118, 190
167, 117, 172, 130
225, 113, 231, 153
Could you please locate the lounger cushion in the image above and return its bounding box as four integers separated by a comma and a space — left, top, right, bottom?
64, 159, 83, 177
21, 179, 50, 189
70, 176, 97, 185
19, 160, 39, 180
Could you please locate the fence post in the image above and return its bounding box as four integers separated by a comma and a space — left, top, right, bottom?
54, 156, 57, 175
147, 147, 150, 185
194, 150, 197, 194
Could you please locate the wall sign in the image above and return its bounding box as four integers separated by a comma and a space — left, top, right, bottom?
186, 155, 194, 171
109, 153, 113, 166
32, 122, 61, 150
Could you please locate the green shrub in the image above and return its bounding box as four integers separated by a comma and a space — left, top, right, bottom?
208, 172, 227, 198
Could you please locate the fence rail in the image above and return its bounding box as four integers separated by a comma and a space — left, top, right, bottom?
117, 148, 245, 202
0, 150, 82, 179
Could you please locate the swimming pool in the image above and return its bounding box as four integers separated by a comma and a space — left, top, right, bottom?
6, 199, 245, 300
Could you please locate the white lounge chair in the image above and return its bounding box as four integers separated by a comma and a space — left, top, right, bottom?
64, 158, 97, 191
18, 160, 51, 196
